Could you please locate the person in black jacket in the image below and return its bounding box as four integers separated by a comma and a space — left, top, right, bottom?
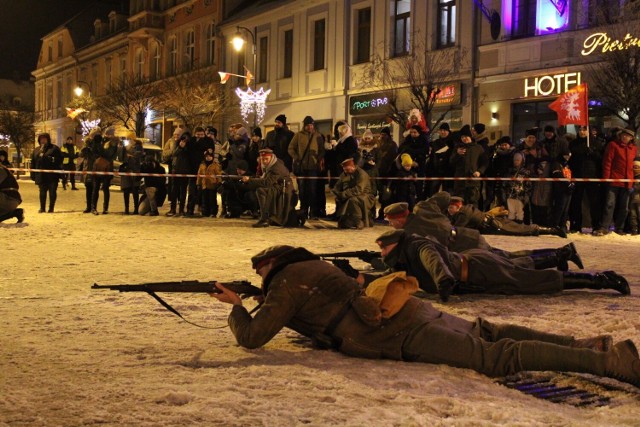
138, 155, 166, 216
166, 131, 192, 216
399, 125, 430, 201
426, 122, 455, 197
0, 164, 24, 223
549, 149, 574, 233
264, 114, 294, 171
185, 127, 215, 217
449, 125, 488, 208
33, 133, 63, 213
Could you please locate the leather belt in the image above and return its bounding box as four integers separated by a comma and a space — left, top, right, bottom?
459, 254, 469, 283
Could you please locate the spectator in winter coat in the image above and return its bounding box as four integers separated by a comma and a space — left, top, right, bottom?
426, 122, 455, 196
541, 125, 569, 160
120, 132, 144, 215
90, 127, 119, 215
549, 149, 574, 232
594, 128, 638, 235
247, 128, 263, 176
213, 245, 640, 389
166, 131, 192, 216
33, 132, 63, 213
390, 153, 418, 211
374, 127, 399, 220
196, 148, 222, 217
568, 126, 605, 233
138, 155, 166, 216
0, 149, 11, 168
503, 152, 531, 223
265, 115, 294, 171
403, 108, 428, 136
60, 136, 78, 190
490, 136, 515, 208
449, 125, 488, 208
288, 116, 325, 219
399, 125, 430, 200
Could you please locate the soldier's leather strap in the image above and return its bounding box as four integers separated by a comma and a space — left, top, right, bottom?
459, 254, 469, 283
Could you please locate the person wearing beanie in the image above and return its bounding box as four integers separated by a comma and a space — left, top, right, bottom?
594, 127, 638, 236
568, 125, 605, 233
540, 124, 569, 160
490, 136, 515, 207
399, 123, 430, 201
211, 244, 639, 389
32, 132, 63, 213
120, 131, 144, 215
246, 127, 264, 175
288, 114, 326, 219
450, 124, 488, 208
326, 123, 359, 214
265, 114, 294, 171
380, 126, 391, 136
241, 148, 301, 228
426, 122, 455, 196
331, 154, 376, 229
196, 148, 222, 218
60, 136, 79, 190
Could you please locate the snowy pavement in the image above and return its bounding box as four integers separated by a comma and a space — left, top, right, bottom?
1, 181, 639, 426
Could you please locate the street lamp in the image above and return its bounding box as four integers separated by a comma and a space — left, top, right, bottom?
74, 80, 91, 97
231, 26, 257, 86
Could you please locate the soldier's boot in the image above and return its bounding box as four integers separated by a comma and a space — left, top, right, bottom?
252, 212, 270, 228
518, 340, 640, 388
571, 335, 614, 352
0, 210, 15, 223
537, 226, 567, 238
530, 243, 583, 271
562, 271, 630, 295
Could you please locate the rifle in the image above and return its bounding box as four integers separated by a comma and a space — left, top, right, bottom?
316, 250, 381, 263
92, 280, 261, 328
316, 250, 386, 277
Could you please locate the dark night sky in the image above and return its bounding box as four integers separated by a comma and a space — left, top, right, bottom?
0, 0, 128, 80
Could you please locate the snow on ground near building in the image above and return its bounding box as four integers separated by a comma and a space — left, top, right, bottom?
1, 182, 639, 426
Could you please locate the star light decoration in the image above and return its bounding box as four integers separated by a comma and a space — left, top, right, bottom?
80, 119, 101, 136
235, 86, 271, 125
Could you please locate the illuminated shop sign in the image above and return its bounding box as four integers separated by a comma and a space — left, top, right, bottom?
582, 33, 640, 56
349, 93, 389, 116
353, 118, 390, 135
524, 72, 581, 97
432, 83, 461, 106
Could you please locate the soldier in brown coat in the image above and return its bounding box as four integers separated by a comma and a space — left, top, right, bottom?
212, 245, 640, 388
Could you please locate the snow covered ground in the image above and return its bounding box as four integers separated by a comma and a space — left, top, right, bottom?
1, 181, 639, 426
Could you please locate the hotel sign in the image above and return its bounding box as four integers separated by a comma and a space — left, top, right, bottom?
582, 32, 640, 56
524, 72, 581, 97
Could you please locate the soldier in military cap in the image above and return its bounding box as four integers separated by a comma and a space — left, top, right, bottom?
241, 148, 301, 228
373, 229, 629, 303
446, 194, 567, 238
211, 244, 640, 389
383, 193, 583, 271
331, 158, 376, 229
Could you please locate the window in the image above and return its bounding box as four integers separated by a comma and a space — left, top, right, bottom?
57, 37, 63, 58
258, 36, 268, 83
150, 44, 161, 81
512, 0, 536, 38
120, 55, 127, 81
135, 48, 145, 79
56, 78, 63, 108
437, 0, 456, 48
393, 0, 411, 57
105, 58, 112, 88
588, 0, 619, 26
168, 36, 177, 75
354, 8, 371, 64
312, 19, 326, 71
184, 29, 195, 71
205, 22, 216, 66
283, 29, 293, 78
48, 41, 53, 62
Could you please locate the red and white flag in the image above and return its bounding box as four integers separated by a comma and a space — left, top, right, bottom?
548, 83, 588, 126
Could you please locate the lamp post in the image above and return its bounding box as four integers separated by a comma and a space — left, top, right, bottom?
74, 80, 91, 97
231, 26, 257, 85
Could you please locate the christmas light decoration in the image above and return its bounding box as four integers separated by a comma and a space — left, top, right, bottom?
235, 87, 271, 125
80, 119, 101, 136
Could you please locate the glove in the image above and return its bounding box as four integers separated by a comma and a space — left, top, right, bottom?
486, 206, 508, 217
330, 259, 360, 278
437, 279, 456, 303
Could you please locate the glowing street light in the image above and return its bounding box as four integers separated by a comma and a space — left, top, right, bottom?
74, 80, 91, 97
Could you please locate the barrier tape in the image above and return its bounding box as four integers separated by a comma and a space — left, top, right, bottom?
8, 168, 639, 183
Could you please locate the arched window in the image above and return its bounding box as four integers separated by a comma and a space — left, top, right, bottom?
168, 36, 177, 75
205, 22, 216, 66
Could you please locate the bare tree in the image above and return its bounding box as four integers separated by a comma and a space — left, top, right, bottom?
585, 5, 640, 130
0, 106, 35, 165
155, 67, 232, 130
94, 75, 160, 137
357, 36, 468, 131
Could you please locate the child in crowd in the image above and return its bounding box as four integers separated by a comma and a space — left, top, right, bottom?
196, 148, 222, 217
390, 153, 417, 211
504, 152, 531, 223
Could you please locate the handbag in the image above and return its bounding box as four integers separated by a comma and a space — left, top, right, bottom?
294, 134, 313, 174
93, 156, 112, 172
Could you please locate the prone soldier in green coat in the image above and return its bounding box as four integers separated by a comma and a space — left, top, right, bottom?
211, 245, 640, 389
